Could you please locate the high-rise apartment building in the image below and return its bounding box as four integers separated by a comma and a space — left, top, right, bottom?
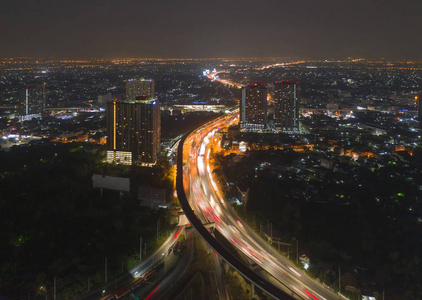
240, 82, 267, 130
107, 97, 160, 165
126, 78, 155, 100
19, 83, 46, 115
274, 81, 299, 130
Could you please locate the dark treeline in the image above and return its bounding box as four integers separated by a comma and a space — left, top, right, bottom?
0, 142, 171, 299
217, 148, 422, 299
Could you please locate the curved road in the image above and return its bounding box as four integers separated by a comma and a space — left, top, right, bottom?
177, 112, 342, 300
176, 114, 296, 300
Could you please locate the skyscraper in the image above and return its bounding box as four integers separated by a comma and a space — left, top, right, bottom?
274, 81, 299, 130
107, 97, 160, 165
417, 95, 422, 121
19, 83, 46, 115
126, 78, 155, 100
240, 82, 267, 130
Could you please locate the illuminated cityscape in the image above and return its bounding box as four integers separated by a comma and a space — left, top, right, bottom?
0, 57, 421, 300
0, 0, 422, 299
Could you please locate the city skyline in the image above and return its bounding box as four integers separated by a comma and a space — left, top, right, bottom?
0, 1, 421, 292
0, 0, 421, 59
0, 55, 421, 299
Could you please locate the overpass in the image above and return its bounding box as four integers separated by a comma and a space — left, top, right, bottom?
176, 124, 296, 300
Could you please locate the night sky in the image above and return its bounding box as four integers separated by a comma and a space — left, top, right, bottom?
0, 0, 421, 59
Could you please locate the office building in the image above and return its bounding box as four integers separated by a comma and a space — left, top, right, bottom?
126, 78, 155, 100
274, 81, 299, 130
240, 82, 267, 130
19, 83, 46, 116
107, 97, 160, 165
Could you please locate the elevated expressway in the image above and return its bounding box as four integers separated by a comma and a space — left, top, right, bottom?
176, 110, 340, 300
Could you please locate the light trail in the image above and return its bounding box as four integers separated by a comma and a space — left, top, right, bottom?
143, 285, 160, 300
182, 111, 341, 300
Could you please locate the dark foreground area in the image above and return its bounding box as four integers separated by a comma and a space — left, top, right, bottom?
0, 142, 171, 299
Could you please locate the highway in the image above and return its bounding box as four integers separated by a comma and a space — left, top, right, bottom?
131, 230, 195, 300
177, 113, 296, 300
82, 227, 183, 300
177, 111, 342, 300
211, 249, 230, 300
129, 226, 182, 280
